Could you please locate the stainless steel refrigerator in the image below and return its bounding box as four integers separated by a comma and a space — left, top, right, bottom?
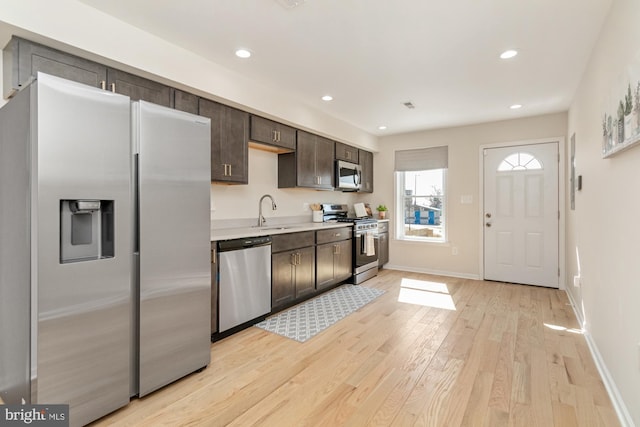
0, 73, 211, 426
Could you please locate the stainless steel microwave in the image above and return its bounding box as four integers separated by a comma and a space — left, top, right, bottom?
336, 160, 362, 191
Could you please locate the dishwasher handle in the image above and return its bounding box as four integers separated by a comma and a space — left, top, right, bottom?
218, 236, 272, 252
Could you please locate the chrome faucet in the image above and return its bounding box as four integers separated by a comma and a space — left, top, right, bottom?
258, 194, 277, 227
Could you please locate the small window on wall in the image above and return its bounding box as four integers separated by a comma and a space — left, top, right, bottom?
497, 152, 542, 171
394, 146, 447, 242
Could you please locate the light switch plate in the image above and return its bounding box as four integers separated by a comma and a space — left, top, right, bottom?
460, 195, 473, 204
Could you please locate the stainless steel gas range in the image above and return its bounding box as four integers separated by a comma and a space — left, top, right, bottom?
322, 204, 379, 284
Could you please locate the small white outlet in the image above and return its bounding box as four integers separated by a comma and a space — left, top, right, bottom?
573, 276, 581, 288
302, 203, 309, 211
452, 246, 459, 255
460, 195, 473, 204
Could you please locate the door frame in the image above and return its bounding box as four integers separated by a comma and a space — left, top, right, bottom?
478, 137, 566, 289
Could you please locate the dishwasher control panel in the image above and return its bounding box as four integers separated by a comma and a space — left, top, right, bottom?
218, 236, 272, 251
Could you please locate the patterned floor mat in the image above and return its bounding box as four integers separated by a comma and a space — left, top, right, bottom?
255, 284, 385, 342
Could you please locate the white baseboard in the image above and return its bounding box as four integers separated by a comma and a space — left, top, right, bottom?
565, 290, 635, 427
383, 264, 480, 280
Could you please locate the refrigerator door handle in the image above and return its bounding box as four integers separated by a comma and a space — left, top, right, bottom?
133, 153, 140, 254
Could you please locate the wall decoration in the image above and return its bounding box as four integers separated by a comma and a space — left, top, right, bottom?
602, 54, 640, 158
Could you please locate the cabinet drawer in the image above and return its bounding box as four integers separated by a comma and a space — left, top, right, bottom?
271, 231, 315, 252
316, 227, 352, 244
377, 222, 389, 233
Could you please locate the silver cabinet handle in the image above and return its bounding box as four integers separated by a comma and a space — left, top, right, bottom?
110, 83, 116, 93
100, 81, 106, 90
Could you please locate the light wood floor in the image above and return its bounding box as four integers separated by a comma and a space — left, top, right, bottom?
92, 269, 619, 427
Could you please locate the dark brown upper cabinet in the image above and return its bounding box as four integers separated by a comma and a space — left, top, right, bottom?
3, 36, 174, 109
199, 98, 249, 184
249, 115, 296, 152
335, 141, 359, 163
278, 130, 334, 190
359, 149, 374, 193
3, 36, 107, 99
173, 89, 199, 114
106, 69, 173, 108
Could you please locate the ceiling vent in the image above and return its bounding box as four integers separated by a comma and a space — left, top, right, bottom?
403, 101, 416, 109
276, 0, 306, 9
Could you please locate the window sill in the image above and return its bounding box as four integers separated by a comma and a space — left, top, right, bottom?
394, 237, 449, 246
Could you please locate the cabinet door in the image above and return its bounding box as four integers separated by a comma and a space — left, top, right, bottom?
334, 239, 353, 282
316, 242, 336, 290
174, 89, 199, 114
250, 116, 296, 151
272, 251, 296, 309
335, 142, 359, 163
211, 242, 218, 334
315, 136, 335, 189
107, 69, 173, 107
378, 232, 389, 267
296, 131, 318, 188
3, 37, 107, 98
359, 149, 374, 193
199, 98, 249, 184
295, 246, 316, 298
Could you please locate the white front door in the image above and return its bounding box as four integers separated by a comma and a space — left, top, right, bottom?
483, 142, 559, 288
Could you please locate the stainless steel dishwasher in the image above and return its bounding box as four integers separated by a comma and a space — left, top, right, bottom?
217, 236, 272, 332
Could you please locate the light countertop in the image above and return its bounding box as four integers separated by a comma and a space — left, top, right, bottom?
211, 221, 351, 241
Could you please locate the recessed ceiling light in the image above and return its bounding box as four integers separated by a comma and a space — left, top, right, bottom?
500, 50, 518, 59
321, 95, 333, 101
235, 49, 251, 59
510, 104, 522, 109
378, 125, 387, 130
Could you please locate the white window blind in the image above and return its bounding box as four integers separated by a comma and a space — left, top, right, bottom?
394, 146, 448, 172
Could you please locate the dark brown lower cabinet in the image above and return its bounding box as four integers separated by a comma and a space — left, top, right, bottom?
272, 247, 315, 310
316, 239, 352, 290
377, 221, 389, 267
316, 227, 353, 290
271, 232, 316, 311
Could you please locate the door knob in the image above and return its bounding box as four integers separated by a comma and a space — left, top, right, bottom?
485, 222, 492, 227
485, 213, 492, 218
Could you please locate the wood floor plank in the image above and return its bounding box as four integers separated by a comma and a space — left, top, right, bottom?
89, 270, 620, 427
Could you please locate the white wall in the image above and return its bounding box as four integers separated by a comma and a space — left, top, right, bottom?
567, 0, 640, 424
211, 148, 355, 223
358, 113, 567, 278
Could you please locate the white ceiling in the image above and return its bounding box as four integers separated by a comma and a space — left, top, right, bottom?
78, 0, 612, 136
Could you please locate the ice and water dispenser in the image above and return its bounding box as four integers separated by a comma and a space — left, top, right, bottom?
60, 199, 115, 263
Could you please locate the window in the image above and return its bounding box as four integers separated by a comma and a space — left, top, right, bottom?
394, 146, 448, 242
497, 152, 542, 171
